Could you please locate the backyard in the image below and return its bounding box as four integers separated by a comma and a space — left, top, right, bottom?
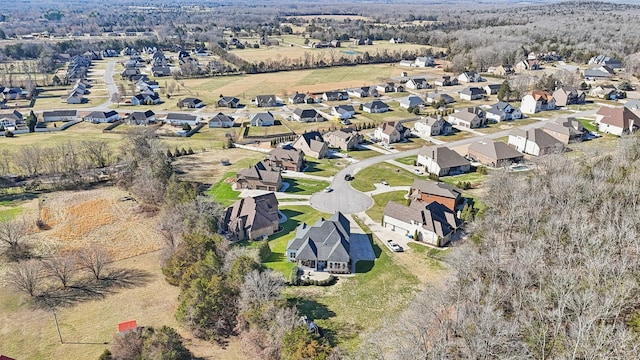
366, 191, 408, 223
351, 163, 420, 192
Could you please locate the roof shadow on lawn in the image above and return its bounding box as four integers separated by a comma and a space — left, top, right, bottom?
354, 232, 382, 274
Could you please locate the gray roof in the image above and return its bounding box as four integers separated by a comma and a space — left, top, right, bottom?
427, 93, 455, 103
255, 94, 278, 105
43, 110, 78, 117
287, 212, 351, 263
411, 179, 461, 199
584, 69, 612, 78
250, 112, 274, 123
399, 95, 425, 107
88, 110, 118, 119
450, 110, 479, 123
166, 113, 199, 121
543, 117, 584, 137
383, 201, 460, 238
420, 115, 447, 127
363, 100, 389, 110
128, 110, 155, 120
468, 139, 524, 162
419, 146, 470, 168
625, 98, 640, 111
237, 161, 282, 185
510, 128, 563, 149
293, 108, 320, 119
210, 112, 234, 123
460, 87, 484, 96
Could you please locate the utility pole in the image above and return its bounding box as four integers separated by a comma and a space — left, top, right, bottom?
52, 307, 63, 344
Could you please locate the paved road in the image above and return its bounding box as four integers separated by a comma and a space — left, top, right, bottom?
309, 108, 599, 214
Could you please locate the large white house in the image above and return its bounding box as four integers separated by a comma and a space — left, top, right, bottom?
417, 146, 471, 176
508, 128, 563, 156
520, 91, 556, 114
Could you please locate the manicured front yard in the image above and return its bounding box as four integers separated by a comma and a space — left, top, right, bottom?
344, 147, 381, 160
366, 191, 408, 223
578, 118, 598, 132
351, 163, 420, 192
304, 158, 342, 177
207, 172, 241, 206
440, 171, 489, 188
395, 155, 417, 166
283, 178, 330, 195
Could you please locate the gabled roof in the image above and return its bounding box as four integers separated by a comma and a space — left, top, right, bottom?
450, 110, 479, 123
411, 179, 461, 199
0, 110, 22, 121
267, 147, 304, 164
293, 108, 320, 119
287, 212, 351, 263
88, 110, 118, 119
399, 95, 425, 107
419, 146, 470, 168
297, 131, 326, 153
237, 161, 281, 184
383, 201, 460, 238
460, 87, 484, 96
543, 117, 584, 137
250, 112, 274, 123
363, 100, 389, 110
255, 94, 278, 105
531, 91, 554, 103
166, 113, 199, 121
510, 128, 563, 148
209, 112, 234, 123
43, 110, 77, 118
596, 106, 640, 130
419, 115, 448, 127
218, 96, 239, 105
128, 110, 155, 120
225, 193, 279, 237
468, 139, 524, 162
624, 98, 640, 111
180, 97, 203, 105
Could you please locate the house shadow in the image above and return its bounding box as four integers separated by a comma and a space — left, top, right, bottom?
283, 179, 304, 194
303, 160, 322, 173
34, 268, 153, 309
288, 297, 336, 321
270, 209, 305, 238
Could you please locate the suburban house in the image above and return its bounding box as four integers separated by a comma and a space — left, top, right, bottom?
405, 78, 430, 90
289, 93, 315, 104
178, 97, 204, 108
375, 121, 411, 144
254, 95, 282, 107
250, 112, 275, 127
520, 91, 556, 114
625, 98, 640, 113
415, 56, 435, 67
486, 102, 522, 122
460, 87, 485, 101
151, 66, 171, 77
353, 38, 373, 46
264, 147, 305, 172
417, 146, 471, 176
217, 96, 240, 108
0, 110, 22, 128
42, 110, 78, 122
457, 71, 484, 83
584, 66, 615, 80
66, 92, 85, 104
426, 93, 455, 105
553, 86, 586, 107
413, 116, 453, 136
595, 106, 640, 136
346, 87, 371, 98
410, 179, 462, 211
208, 113, 235, 128
434, 76, 458, 87
286, 212, 352, 274
390, 37, 405, 44
398, 95, 425, 109
508, 128, 564, 156
449, 109, 483, 128
166, 113, 201, 126
383, 201, 460, 247
293, 108, 325, 122
515, 59, 541, 71
362, 100, 390, 113
331, 105, 356, 120
126, 110, 156, 125
323, 127, 363, 150
493, 64, 515, 76
589, 85, 618, 100
84, 110, 119, 123
293, 131, 329, 159
589, 54, 623, 69
467, 139, 524, 167
322, 91, 349, 101
542, 117, 586, 144
235, 161, 282, 192
224, 193, 279, 241
376, 82, 404, 93
483, 84, 502, 95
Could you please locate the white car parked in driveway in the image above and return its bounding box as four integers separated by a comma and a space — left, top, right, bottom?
413, 168, 424, 175
386, 239, 404, 252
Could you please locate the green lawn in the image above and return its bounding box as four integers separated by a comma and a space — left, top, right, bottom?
283, 178, 330, 195
395, 155, 417, 166
579, 118, 598, 132
351, 163, 419, 192
366, 191, 408, 223
304, 158, 341, 177
440, 171, 489, 187
406, 242, 449, 271
286, 215, 420, 351
294, 66, 394, 86
0, 206, 22, 221
263, 206, 329, 275
344, 148, 381, 160
207, 172, 241, 206
434, 129, 475, 142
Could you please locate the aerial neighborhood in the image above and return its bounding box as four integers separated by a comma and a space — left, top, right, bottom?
3, 1, 640, 359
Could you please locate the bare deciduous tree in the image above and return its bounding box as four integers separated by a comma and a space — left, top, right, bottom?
0, 217, 31, 261
77, 245, 111, 280
43, 254, 77, 289
8, 260, 43, 297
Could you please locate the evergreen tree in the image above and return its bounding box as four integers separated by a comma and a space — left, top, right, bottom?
497, 80, 512, 101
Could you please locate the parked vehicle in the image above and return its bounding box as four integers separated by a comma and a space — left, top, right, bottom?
344, 174, 353, 181
413, 168, 424, 175
386, 239, 403, 252
324, 187, 333, 193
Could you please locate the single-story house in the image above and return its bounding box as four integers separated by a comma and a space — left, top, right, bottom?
492, 64, 515, 76
542, 117, 586, 144
224, 193, 279, 241
346, 87, 370, 98
126, 110, 156, 125
417, 146, 471, 176
448, 110, 483, 128
152, 66, 171, 77
413, 116, 452, 136
42, 110, 78, 122
286, 212, 352, 274
289, 93, 315, 104
264, 147, 305, 172
426, 93, 455, 104
250, 112, 275, 127
178, 97, 204, 108
66, 92, 85, 104
595, 106, 640, 136
0, 110, 22, 128
331, 105, 356, 120
322, 91, 349, 101
293, 108, 325, 122
483, 84, 502, 95
398, 95, 425, 109
363, 100, 390, 113
235, 161, 282, 192
508, 128, 564, 156
589, 85, 618, 100
584, 67, 614, 80
293, 131, 329, 159
208, 113, 235, 128
485, 102, 522, 122
467, 139, 524, 167
410, 179, 462, 211
434, 76, 458, 87
217, 96, 240, 108
323, 127, 363, 151
383, 201, 460, 247
457, 71, 484, 83
589, 55, 623, 69
84, 110, 119, 123
459, 87, 485, 101
254, 95, 282, 107
515, 59, 541, 71
405, 78, 430, 90
166, 113, 201, 126
374, 121, 411, 144
132, 94, 161, 105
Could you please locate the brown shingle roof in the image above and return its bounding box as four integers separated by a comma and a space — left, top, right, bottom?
468, 139, 524, 162
596, 106, 640, 129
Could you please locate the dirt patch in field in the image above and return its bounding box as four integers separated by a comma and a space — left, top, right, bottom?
172, 147, 265, 185
34, 188, 163, 260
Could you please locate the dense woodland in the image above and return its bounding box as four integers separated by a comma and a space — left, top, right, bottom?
4, 2, 640, 75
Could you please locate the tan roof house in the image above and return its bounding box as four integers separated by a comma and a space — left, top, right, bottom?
595, 106, 640, 136
417, 146, 471, 176
264, 147, 305, 172
542, 117, 586, 144
467, 139, 524, 167
293, 131, 328, 159
224, 193, 279, 241
383, 201, 461, 247
410, 179, 462, 211
374, 121, 410, 144
235, 161, 282, 191
323, 127, 363, 151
